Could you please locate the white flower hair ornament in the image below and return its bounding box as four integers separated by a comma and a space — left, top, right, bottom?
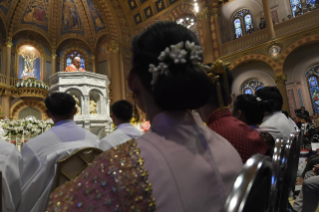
149, 41, 203, 86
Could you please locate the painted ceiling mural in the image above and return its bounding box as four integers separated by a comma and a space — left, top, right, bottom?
21, 0, 49, 31
86, 0, 105, 33
61, 0, 84, 35
0, 0, 12, 15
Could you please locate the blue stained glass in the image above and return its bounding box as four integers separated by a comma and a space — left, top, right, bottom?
234, 19, 242, 38
244, 89, 253, 95
308, 76, 319, 114
81, 58, 85, 69
290, 0, 302, 17
306, 0, 315, 6
67, 58, 71, 67
256, 86, 263, 91
244, 14, 253, 31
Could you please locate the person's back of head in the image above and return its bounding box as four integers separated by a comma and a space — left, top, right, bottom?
111, 100, 133, 125
232, 94, 274, 126
255, 86, 283, 112
130, 21, 212, 111
45, 92, 76, 122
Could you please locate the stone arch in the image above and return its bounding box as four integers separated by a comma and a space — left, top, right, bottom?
15, 40, 47, 57
278, 34, 319, 72
11, 100, 48, 120
229, 54, 279, 73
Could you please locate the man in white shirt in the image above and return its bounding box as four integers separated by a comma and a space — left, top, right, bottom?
100, 100, 142, 151
256, 87, 296, 139
0, 140, 23, 212
19, 92, 100, 212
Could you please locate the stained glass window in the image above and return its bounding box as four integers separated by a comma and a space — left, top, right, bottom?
307, 76, 319, 114
244, 89, 253, 95
234, 19, 242, 38
242, 79, 264, 94
306, 0, 315, 7
244, 14, 253, 32
66, 51, 85, 69
290, 0, 302, 17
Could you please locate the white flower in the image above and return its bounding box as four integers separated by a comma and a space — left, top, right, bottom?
26, 124, 32, 129
169, 42, 187, 64
21, 82, 24, 87
25, 82, 28, 87
158, 47, 170, 61
157, 62, 169, 76
35, 129, 41, 134
18, 126, 23, 131
256, 97, 262, 101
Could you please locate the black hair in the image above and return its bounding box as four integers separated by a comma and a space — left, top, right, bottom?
301, 115, 312, 123
233, 94, 274, 125
255, 86, 283, 111
45, 92, 75, 118
205, 65, 233, 107
131, 21, 212, 111
301, 106, 305, 109
111, 100, 133, 122
282, 110, 289, 118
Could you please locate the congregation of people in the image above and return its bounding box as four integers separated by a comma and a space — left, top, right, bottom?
0, 21, 318, 212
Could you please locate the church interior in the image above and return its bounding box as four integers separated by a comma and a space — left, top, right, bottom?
0, 0, 319, 211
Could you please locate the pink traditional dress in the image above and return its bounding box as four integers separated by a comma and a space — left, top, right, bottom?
47, 111, 242, 212
65, 64, 85, 72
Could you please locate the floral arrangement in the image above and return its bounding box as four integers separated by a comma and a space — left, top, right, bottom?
16, 78, 49, 90
0, 118, 54, 141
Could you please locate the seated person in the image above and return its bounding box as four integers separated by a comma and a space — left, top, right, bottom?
293, 166, 319, 212
65, 57, 85, 72
20, 92, 100, 212
259, 18, 266, 29
100, 100, 142, 151
0, 140, 22, 212
232, 94, 277, 156
297, 150, 319, 185
256, 87, 296, 139
282, 110, 298, 130
198, 63, 269, 163
295, 106, 310, 117
47, 21, 243, 212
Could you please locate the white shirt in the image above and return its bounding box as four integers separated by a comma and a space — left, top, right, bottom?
137, 111, 243, 212
100, 123, 142, 151
0, 141, 22, 212
260, 111, 296, 139
20, 120, 100, 212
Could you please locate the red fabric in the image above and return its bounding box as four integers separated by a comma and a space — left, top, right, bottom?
207, 109, 269, 163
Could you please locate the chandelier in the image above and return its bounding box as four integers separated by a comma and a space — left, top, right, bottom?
176, 13, 198, 35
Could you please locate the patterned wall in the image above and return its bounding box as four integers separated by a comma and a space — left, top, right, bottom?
86, 0, 105, 33
0, 0, 12, 14
12, 32, 51, 56
10, 53, 14, 77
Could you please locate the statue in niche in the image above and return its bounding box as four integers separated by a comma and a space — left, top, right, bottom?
21, 51, 37, 79
90, 98, 97, 114
73, 95, 81, 115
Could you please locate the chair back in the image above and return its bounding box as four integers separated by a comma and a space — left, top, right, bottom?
223, 154, 273, 212
278, 134, 296, 211
301, 124, 305, 147
54, 147, 103, 188
269, 138, 283, 212
291, 129, 302, 195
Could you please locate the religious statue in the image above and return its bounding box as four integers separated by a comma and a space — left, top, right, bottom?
90, 99, 97, 114
65, 57, 85, 72
73, 95, 81, 115
21, 52, 37, 79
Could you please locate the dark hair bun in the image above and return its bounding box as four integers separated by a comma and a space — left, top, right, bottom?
153, 64, 212, 110
131, 21, 212, 111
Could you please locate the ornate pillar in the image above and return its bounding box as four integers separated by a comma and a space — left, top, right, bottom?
274, 73, 290, 115
261, 0, 276, 39
211, 7, 223, 57
108, 41, 124, 103
197, 8, 215, 63
6, 37, 12, 85
51, 51, 57, 75
41, 56, 46, 81
91, 55, 96, 73
2, 90, 11, 118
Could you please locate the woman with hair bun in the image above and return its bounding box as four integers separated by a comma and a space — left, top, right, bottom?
232, 94, 278, 155
47, 21, 242, 212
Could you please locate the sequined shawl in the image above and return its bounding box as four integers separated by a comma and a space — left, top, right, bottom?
47, 140, 156, 212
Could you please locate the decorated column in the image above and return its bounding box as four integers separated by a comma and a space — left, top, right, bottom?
91, 55, 96, 73
197, 8, 215, 63
6, 37, 12, 85
108, 41, 125, 103
51, 51, 57, 74
211, 7, 223, 57
2, 90, 11, 118
274, 73, 290, 115
261, 0, 276, 39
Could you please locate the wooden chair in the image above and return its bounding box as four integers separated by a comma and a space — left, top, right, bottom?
54, 147, 103, 189
223, 154, 273, 212
269, 138, 284, 212
278, 134, 296, 212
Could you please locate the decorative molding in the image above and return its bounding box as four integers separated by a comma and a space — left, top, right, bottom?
108, 40, 119, 53
274, 73, 287, 85
197, 7, 211, 21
